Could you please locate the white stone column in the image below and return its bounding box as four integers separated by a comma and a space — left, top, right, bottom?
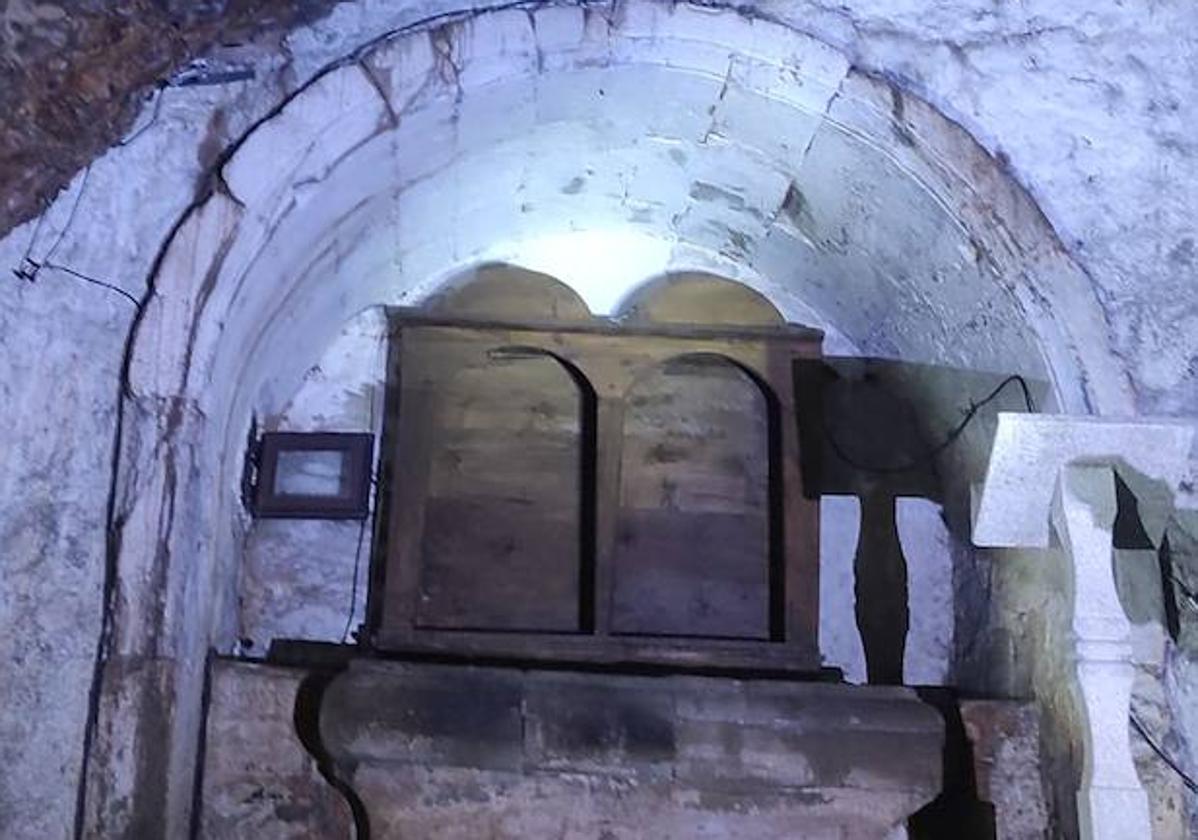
972, 413, 1194, 840
1051, 463, 1150, 840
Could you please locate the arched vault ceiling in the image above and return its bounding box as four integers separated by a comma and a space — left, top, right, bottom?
8, 1, 1198, 425
132, 1, 1133, 455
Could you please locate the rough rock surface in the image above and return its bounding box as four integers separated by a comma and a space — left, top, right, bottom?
751, 0, 1198, 421
197, 660, 353, 839
960, 700, 1051, 840
0, 0, 338, 235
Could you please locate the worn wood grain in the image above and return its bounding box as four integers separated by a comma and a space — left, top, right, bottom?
375, 300, 822, 669
612, 357, 771, 639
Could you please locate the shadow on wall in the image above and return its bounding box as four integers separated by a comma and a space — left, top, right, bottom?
1111, 468, 1198, 839
793, 357, 1048, 839
795, 356, 1048, 686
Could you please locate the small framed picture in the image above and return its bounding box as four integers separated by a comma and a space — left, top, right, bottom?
254, 432, 373, 519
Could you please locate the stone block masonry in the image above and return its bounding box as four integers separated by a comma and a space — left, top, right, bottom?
319, 659, 945, 839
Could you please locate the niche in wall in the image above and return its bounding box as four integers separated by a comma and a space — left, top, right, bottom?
372, 267, 822, 671
236, 308, 391, 653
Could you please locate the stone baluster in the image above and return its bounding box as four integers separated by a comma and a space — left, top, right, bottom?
971, 412, 1194, 840
1051, 463, 1150, 840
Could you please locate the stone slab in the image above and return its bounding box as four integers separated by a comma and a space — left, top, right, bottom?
197, 660, 352, 840
972, 413, 1194, 548
321, 661, 525, 771
523, 677, 677, 773
320, 660, 944, 839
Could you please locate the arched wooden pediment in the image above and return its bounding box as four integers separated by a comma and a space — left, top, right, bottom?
617, 272, 784, 326
428, 263, 594, 323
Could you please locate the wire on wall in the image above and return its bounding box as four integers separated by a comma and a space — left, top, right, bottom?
340, 515, 370, 644
1130, 712, 1198, 795
821, 373, 1036, 475
10, 163, 143, 311
340, 332, 387, 644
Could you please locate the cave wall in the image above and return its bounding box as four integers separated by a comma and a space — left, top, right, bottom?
0, 0, 339, 235
1, 2, 1196, 838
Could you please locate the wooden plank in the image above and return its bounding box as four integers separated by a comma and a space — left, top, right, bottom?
416, 497, 580, 631
612, 357, 771, 640
611, 510, 769, 638
377, 341, 437, 644
775, 344, 821, 655
386, 307, 825, 343
367, 327, 406, 637
590, 398, 624, 636
410, 339, 588, 632
371, 628, 826, 673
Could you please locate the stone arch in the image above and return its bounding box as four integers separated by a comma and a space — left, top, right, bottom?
90, 1, 1135, 834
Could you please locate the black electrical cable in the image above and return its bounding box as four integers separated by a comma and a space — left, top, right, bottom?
821, 373, 1036, 475
41, 262, 142, 310
1130, 712, 1198, 795
340, 514, 369, 644
341, 339, 384, 644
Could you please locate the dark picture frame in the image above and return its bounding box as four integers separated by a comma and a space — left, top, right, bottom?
254, 432, 374, 519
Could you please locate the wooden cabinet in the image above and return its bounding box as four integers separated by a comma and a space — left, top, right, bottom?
371, 285, 822, 671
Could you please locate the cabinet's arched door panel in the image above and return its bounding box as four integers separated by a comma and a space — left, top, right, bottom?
416, 349, 591, 632
612, 355, 773, 639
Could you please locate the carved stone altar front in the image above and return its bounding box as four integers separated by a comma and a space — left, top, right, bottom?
319, 660, 944, 839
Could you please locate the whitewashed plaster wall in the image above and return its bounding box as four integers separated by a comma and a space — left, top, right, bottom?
820, 495, 867, 682
0, 1, 1195, 838
237, 307, 388, 654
